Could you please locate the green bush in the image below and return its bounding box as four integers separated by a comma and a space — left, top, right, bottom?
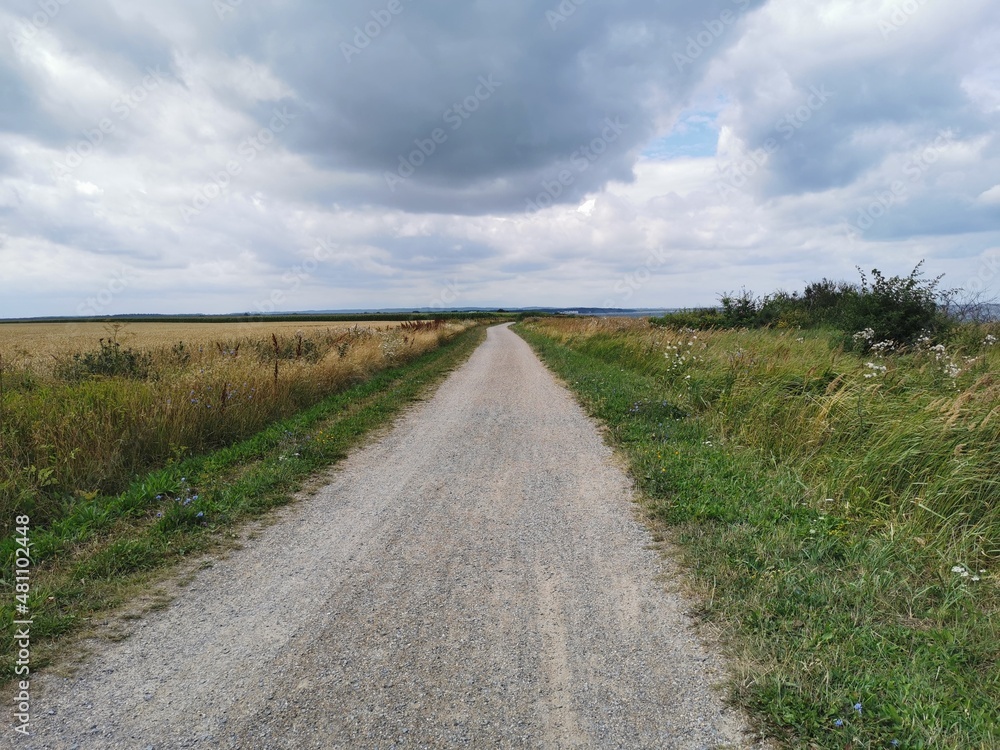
57, 339, 153, 380
839, 262, 950, 347
655, 263, 952, 348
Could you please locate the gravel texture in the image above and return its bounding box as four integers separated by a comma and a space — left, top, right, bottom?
17, 324, 763, 749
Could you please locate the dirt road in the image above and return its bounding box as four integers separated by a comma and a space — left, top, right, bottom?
21, 324, 759, 749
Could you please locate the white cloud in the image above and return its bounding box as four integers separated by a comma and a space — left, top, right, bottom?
979, 185, 1000, 206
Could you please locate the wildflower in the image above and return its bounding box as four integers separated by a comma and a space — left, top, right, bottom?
156, 512, 163, 518
891, 741, 900, 747
854, 702, 862, 715
196, 511, 204, 519
971, 576, 980, 582
952, 565, 966, 574
834, 719, 843, 727
864, 362, 887, 378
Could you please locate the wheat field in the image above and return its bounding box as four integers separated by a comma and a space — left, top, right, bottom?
0, 320, 408, 375
0, 318, 472, 529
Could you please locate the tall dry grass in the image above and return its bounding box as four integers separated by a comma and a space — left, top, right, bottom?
0, 321, 470, 531
529, 316, 1000, 561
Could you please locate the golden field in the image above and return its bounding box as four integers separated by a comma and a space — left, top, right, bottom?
0, 318, 472, 529
0, 320, 408, 375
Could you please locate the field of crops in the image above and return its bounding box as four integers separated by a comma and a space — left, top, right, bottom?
0, 319, 470, 532
0, 320, 408, 376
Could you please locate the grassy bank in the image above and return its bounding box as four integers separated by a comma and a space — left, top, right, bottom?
517, 318, 998, 750
1, 324, 486, 683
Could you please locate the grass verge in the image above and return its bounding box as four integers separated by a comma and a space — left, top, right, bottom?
1, 324, 486, 684
515, 321, 997, 750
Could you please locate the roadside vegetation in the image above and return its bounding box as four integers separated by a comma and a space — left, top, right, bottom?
517, 267, 998, 749
0, 319, 487, 681
0, 319, 471, 531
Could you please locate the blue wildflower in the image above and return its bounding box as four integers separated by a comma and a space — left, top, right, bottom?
834, 719, 843, 727
854, 702, 863, 715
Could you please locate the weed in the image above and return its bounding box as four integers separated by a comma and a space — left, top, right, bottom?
56, 339, 153, 380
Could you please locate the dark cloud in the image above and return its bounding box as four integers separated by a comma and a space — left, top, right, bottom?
195, 0, 768, 211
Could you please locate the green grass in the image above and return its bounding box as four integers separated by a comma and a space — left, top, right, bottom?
0, 325, 486, 683
516, 318, 998, 750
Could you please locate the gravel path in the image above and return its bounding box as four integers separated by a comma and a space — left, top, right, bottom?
18, 324, 761, 749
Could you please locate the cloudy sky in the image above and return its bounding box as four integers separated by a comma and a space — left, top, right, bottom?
1, 0, 999, 316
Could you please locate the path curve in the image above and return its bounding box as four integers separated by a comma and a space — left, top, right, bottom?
20, 324, 759, 750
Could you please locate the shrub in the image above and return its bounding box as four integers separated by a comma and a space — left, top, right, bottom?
56, 339, 153, 380
839, 262, 950, 348
655, 262, 953, 347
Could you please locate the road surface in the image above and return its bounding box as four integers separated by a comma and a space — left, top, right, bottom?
20, 324, 761, 749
